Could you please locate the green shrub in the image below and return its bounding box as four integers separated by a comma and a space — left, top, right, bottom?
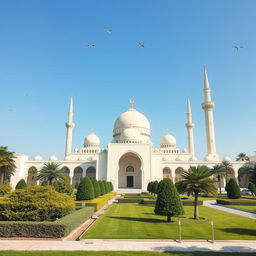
147, 181, 153, 193
0, 185, 75, 221
91, 179, 100, 198
53, 180, 74, 196
225, 178, 241, 199
41, 180, 48, 186
75, 181, 80, 189
15, 179, 27, 190
154, 178, 184, 222
103, 180, 108, 193
152, 180, 158, 195
110, 182, 114, 191
0, 182, 12, 196
76, 177, 95, 200
216, 199, 256, 205
0, 206, 94, 238
99, 180, 105, 195
248, 182, 256, 196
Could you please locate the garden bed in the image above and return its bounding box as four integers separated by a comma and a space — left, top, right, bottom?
216, 199, 256, 206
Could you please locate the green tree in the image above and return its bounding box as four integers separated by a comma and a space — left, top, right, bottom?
236, 153, 249, 162
211, 164, 226, 194
225, 178, 241, 199
241, 161, 256, 185
76, 177, 95, 200
92, 179, 100, 198
15, 179, 27, 190
248, 182, 256, 196
0, 146, 16, 184
110, 182, 113, 192
53, 180, 74, 195
154, 178, 184, 222
37, 162, 66, 185
103, 180, 108, 193
152, 180, 159, 196
176, 165, 217, 219
221, 160, 233, 183
98, 180, 105, 195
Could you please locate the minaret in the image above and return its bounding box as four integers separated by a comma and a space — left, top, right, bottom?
201, 65, 218, 160
185, 98, 195, 156
65, 97, 75, 157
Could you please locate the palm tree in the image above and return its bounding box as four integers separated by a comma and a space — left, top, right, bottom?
236, 153, 249, 162
211, 164, 226, 194
240, 161, 256, 185
221, 160, 233, 183
37, 162, 67, 185
0, 146, 16, 184
176, 165, 217, 219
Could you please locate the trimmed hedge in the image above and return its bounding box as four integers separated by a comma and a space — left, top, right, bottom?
0, 206, 94, 238
117, 198, 143, 203
216, 199, 256, 206
141, 199, 203, 206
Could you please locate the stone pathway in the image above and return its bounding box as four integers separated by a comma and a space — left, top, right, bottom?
0, 239, 256, 252
203, 200, 256, 219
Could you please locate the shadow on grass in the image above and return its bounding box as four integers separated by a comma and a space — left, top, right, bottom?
219, 228, 256, 236
108, 216, 169, 223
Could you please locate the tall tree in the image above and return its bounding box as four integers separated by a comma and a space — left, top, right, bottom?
37, 162, 66, 185
176, 165, 217, 219
241, 161, 256, 185
221, 160, 233, 183
0, 146, 16, 184
211, 164, 226, 194
154, 178, 184, 222
236, 153, 249, 162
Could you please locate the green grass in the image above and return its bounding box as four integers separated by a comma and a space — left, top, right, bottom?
82, 204, 256, 240
226, 205, 256, 213
0, 252, 255, 256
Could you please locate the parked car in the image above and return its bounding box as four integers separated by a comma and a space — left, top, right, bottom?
241, 189, 253, 195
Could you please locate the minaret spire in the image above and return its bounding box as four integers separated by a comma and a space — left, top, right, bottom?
185, 98, 195, 156
201, 65, 218, 161
65, 96, 75, 157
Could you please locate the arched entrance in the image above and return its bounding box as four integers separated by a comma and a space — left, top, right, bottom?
72, 167, 83, 186
163, 167, 172, 180
118, 152, 142, 189
27, 166, 38, 185
175, 167, 184, 183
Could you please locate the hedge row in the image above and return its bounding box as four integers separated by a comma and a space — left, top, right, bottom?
0, 206, 94, 238
141, 199, 203, 206
216, 199, 256, 206
76, 192, 116, 211
117, 198, 143, 203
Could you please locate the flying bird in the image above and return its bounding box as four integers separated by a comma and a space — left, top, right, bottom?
233, 46, 244, 51
137, 42, 145, 48
105, 29, 112, 33
87, 44, 95, 48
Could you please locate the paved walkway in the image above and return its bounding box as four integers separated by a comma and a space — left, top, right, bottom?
203, 200, 256, 219
0, 239, 256, 252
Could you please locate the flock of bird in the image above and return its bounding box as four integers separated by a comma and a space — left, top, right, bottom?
87, 28, 243, 51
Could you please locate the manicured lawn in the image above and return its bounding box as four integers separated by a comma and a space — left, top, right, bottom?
226, 205, 256, 213
0, 252, 255, 256
82, 204, 256, 240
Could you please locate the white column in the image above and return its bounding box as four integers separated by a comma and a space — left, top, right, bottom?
185, 98, 195, 156
65, 97, 75, 156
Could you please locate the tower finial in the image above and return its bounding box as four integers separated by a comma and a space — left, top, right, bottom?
187, 97, 191, 114
129, 99, 135, 109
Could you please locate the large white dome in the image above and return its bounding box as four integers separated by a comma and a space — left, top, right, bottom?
113, 103, 151, 143
84, 133, 100, 147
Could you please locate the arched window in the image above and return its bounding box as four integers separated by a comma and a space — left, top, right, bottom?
175, 167, 184, 183
27, 166, 38, 185
72, 167, 83, 186
86, 166, 96, 179
163, 167, 172, 180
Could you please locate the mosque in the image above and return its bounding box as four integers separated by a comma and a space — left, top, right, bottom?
11, 66, 247, 191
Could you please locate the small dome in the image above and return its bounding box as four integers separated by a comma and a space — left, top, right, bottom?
34, 155, 43, 161
49, 155, 58, 161
84, 133, 100, 147
182, 148, 187, 153
119, 127, 142, 143
160, 133, 176, 147
223, 156, 231, 162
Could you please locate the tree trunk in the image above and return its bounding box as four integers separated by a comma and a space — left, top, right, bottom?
167, 214, 171, 222
194, 191, 199, 219
218, 175, 222, 194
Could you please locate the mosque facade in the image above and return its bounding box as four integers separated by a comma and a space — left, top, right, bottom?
11, 66, 247, 191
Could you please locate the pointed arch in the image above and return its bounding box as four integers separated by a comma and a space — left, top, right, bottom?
163, 167, 172, 180
72, 166, 83, 186
27, 166, 38, 185
175, 167, 185, 183
86, 166, 96, 179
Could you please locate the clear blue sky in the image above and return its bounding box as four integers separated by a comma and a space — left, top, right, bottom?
0, 0, 256, 160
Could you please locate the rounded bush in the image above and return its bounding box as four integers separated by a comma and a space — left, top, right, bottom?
53, 180, 74, 196
0, 185, 75, 221
15, 179, 27, 190
225, 178, 241, 199
103, 180, 108, 193
76, 177, 95, 200
98, 180, 105, 195
92, 179, 100, 198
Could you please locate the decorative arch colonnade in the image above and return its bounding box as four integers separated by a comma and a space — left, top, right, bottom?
26, 165, 96, 186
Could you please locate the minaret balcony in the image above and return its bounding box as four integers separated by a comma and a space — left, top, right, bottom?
201, 101, 215, 110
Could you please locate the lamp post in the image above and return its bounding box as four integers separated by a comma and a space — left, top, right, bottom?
178, 218, 182, 243
211, 220, 215, 243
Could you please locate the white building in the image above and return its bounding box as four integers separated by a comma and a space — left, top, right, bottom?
11, 66, 248, 191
